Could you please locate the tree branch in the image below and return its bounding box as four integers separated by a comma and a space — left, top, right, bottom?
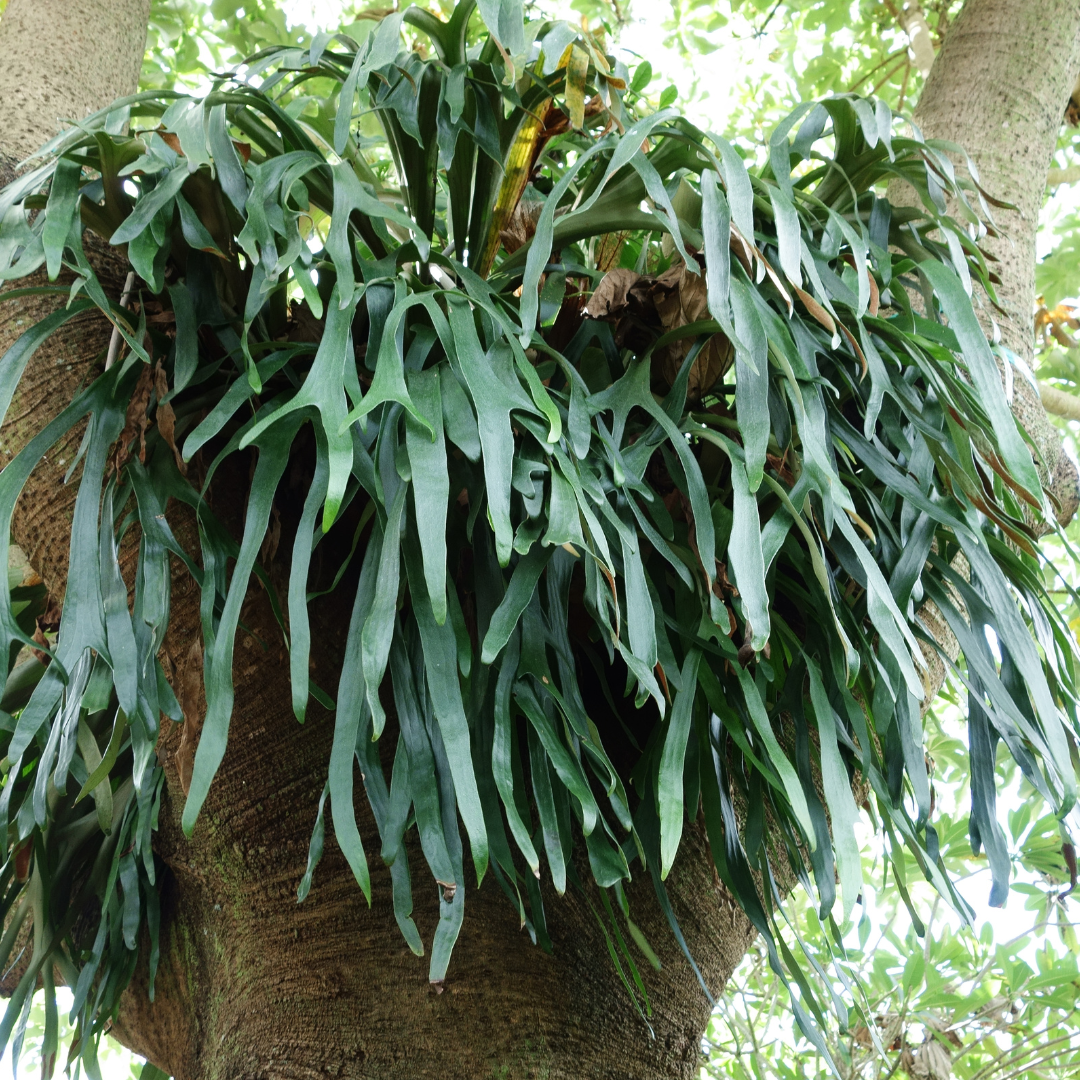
1047, 165, 1080, 187
898, 2, 936, 76
1039, 381, 1080, 421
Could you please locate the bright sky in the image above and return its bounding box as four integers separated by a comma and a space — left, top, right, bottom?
279, 0, 783, 132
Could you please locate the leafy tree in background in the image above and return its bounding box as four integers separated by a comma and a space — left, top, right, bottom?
0, 1, 1078, 1078
707, 698, 1080, 1080
650, 0, 1080, 431
649, 0, 963, 131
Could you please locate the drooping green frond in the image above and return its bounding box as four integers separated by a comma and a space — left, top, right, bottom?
0, 2, 1076, 1070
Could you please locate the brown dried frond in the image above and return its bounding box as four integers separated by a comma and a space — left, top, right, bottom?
586, 262, 733, 398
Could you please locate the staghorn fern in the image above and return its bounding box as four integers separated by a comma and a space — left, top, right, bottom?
0, 2, 1076, 1071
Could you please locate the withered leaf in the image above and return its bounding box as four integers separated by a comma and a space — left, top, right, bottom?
911, 1038, 953, 1080
499, 200, 543, 255
175, 639, 205, 797
158, 130, 184, 156
153, 360, 187, 475
13, 839, 31, 883
793, 284, 836, 336
113, 363, 155, 474
585, 267, 641, 319
586, 263, 732, 398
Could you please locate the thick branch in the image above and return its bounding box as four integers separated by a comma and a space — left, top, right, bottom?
898, 3, 936, 76
889, 0, 1080, 704
1047, 165, 1080, 187
1039, 381, 1080, 421
908, 0, 1080, 507
0, 0, 150, 595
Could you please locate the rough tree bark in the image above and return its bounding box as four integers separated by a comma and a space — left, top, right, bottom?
0, 1, 1078, 1078
0, 0, 152, 590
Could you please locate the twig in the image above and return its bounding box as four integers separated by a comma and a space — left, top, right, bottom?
966, 1015, 1079, 1080
872, 55, 909, 98
755, 0, 784, 38
984, 1035, 1080, 1080
848, 49, 906, 94
105, 270, 136, 371
897, 58, 912, 114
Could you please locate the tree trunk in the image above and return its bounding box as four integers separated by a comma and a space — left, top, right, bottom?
110, 573, 754, 1080
0, 0, 152, 593
889, 0, 1080, 707
908, 0, 1080, 521
1, 1, 1078, 1077
0, 0, 150, 164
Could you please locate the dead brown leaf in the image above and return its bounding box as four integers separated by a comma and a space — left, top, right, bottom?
112, 363, 155, 473
499, 200, 543, 255
912, 1038, 953, 1080
585, 267, 641, 319
652, 264, 733, 394
793, 284, 837, 336
654, 661, 671, 704
175, 639, 205, 797
153, 361, 187, 475
586, 263, 732, 398
13, 840, 31, 883
158, 131, 184, 156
